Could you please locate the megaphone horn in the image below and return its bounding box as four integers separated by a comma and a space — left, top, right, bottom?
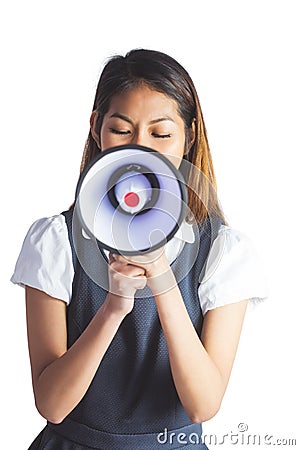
106, 163, 160, 215
74, 144, 187, 256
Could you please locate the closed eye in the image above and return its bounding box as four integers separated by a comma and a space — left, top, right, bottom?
152, 133, 171, 139
109, 128, 131, 135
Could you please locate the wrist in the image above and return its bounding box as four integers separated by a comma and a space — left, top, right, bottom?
103, 292, 135, 320
147, 266, 177, 297
145, 251, 170, 279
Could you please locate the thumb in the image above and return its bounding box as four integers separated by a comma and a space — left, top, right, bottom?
109, 252, 116, 264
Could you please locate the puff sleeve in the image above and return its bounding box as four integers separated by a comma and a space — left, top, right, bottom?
10, 215, 74, 303
199, 225, 268, 315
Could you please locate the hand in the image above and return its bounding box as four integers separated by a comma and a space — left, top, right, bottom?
111, 248, 176, 297
105, 252, 147, 317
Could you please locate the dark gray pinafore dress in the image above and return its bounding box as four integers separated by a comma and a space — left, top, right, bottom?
28, 209, 222, 449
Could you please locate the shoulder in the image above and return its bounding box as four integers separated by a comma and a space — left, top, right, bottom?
26, 214, 68, 241
11, 213, 73, 303
13, 214, 70, 262
201, 224, 260, 283
199, 224, 268, 315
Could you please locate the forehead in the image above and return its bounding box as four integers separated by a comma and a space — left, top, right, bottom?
105, 86, 181, 121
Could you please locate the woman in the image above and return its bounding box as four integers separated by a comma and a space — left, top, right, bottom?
11, 49, 267, 449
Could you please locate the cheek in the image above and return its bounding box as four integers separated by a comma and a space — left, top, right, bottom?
169, 135, 186, 156
158, 143, 185, 169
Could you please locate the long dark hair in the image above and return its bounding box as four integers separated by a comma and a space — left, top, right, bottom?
77, 49, 227, 225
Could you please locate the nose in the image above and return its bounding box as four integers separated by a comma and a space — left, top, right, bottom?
130, 130, 150, 148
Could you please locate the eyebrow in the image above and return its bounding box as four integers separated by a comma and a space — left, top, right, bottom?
109, 113, 175, 125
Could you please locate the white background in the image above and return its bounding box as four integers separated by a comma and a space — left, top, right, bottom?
1, 1, 299, 448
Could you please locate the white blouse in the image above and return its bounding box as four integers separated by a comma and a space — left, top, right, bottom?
10, 214, 268, 315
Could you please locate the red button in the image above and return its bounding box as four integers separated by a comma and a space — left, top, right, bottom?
124, 192, 140, 207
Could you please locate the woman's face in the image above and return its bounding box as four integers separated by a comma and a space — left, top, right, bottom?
97, 85, 189, 169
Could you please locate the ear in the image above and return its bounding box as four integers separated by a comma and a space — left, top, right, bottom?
90, 110, 101, 148
184, 119, 196, 154
189, 119, 196, 149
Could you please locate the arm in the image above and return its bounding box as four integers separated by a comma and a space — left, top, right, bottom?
25, 259, 146, 424
113, 251, 248, 423
154, 281, 248, 423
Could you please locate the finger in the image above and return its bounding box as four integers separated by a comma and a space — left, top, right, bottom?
109, 252, 116, 264
110, 254, 140, 267
135, 277, 147, 289
112, 254, 131, 265
112, 254, 149, 269
114, 250, 163, 266
132, 276, 147, 290
110, 255, 147, 273
109, 262, 146, 277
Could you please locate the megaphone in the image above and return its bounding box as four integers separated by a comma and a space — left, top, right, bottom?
74, 144, 187, 255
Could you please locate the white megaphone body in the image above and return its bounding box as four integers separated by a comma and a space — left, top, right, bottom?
74, 144, 187, 255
